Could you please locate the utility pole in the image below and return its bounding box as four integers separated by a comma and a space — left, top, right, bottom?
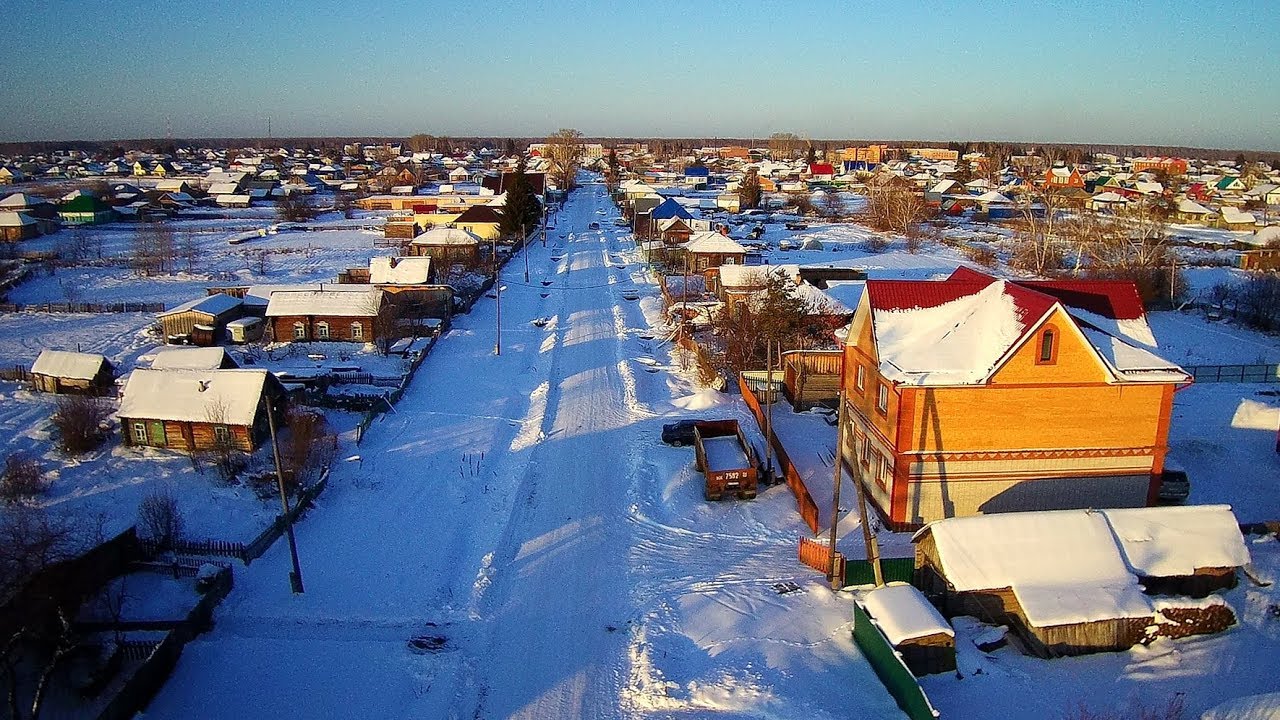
494, 235, 501, 355
523, 223, 529, 283
264, 395, 304, 593
829, 388, 883, 590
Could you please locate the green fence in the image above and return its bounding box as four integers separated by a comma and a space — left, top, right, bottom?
852, 602, 940, 720
846, 557, 915, 587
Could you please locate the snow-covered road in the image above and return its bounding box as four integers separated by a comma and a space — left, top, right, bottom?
143, 180, 902, 719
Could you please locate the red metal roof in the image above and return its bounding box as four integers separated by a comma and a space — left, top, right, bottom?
809, 163, 835, 175
1016, 280, 1147, 320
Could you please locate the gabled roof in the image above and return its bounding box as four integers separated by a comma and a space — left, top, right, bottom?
157, 293, 242, 319
369, 256, 432, 284
683, 231, 746, 255
119, 368, 269, 426
265, 288, 383, 317
0, 211, 37, 227
150, 346, 236, 370
650, 197, 694, 221
453, 204, 503, 224
412, 226, 480, 246
808, 163, 835, 176
31, 350, 110, 380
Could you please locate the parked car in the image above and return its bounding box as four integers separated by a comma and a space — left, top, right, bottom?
588, 221, 601, 230
1157, 468, 1190, 504
661, 419, 701, 446
613, 218, 630, 227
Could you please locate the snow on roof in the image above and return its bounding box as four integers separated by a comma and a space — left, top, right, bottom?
1102, 505, 1249, 577
1081, 327, 1189, 382
119, 369, 268, 426
1091, 191, 1129, 203
411, 226, 480, 246
0, 211, 36, 227
156, 293, 242, 318
684, 231, 746, 255
859, 583, 954, 645
206, 182, 241, 195
718, 264, 776, 289
150, 346, 232, 370
31, 349, 108, 380
265, 288, 382, 317
869, 280, 1046, 385
369, 256, 432, 284
822, 280, 866, 312
0, 192, 39, 208
1222, 207, 1257, 224
919, 509, 1153, 626
1177, 199, 1213, 215
975, 190, 1013, 204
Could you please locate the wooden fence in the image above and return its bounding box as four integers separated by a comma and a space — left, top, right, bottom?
740, 374, 822, 533
799, 537, 840, 575
0, 301, 165, 314
782, 350, 843, 409
0, 365, 29, 382
1184, 364, 1280, 383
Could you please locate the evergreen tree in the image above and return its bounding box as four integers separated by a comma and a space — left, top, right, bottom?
738, 169, 762, 209
500, 154, 542, 239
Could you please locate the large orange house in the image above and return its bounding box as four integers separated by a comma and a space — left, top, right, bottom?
838, 267, 1190, 531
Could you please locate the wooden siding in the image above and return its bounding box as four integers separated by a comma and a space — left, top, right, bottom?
121, 418, 258, 453
269, 314, 378, 343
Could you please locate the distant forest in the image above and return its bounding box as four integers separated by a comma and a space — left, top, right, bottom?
1, 135, 1276, 165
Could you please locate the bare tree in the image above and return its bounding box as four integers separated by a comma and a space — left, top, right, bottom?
1010, 184, 1068, 274
544, 128, 585, 192
51, 396, 110, 456
279, 408, 337, 490
276, 192, 319, 222
200, 400, 243, 484
864, 182, 928, 237
179, 230, 200, 274
1, 455, 47, 505
137, 487, 183, 550
768, 132, 802, 159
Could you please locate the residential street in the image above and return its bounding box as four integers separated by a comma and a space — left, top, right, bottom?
143, 180, 900, 720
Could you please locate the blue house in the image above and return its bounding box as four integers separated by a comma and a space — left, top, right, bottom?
683, 165, 710, 189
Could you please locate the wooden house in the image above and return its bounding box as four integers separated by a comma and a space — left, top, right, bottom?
682, 230, 746, 272
838, 267, 1190, 531
119, 368, 284, 453
913, 506, 1248, 658
0, 211, 39, 241
409, 226, 482, 267
265, 287, 384, 343
29, 350, 115, 395
857, 583, 955, 676
1239, 248, 1280, 272
1175, 198, 1214, 224
1043, 166, 1085, 190
156, 294, 243, 344
452, 204, 503, 240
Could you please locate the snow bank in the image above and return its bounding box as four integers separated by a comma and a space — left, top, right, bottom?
1202, 693, 1280, 720
671, 388, 728, 411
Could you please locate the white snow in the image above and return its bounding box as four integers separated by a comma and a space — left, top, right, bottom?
30, 349, 107, 379
1080, 327, 1190, 382
264, 288, 382, 317
148, 346, 233, 370
1104, 504, 1250, 577
701, 435, 748, 472
156, 293, 241, 318
872, 280, 1028, 385
369, 256, 432, 284
860, 582, 953, 645
118, 368, 267, 425
1202, 693, 1280, 720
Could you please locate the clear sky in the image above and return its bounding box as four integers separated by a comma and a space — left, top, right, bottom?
2, 0, 1278, 150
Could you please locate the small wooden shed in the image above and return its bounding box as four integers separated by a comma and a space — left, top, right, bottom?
858, 583, 955, 676
156, 294, 243, 344
913, 506, 1249, 658
29, 350, 115, 395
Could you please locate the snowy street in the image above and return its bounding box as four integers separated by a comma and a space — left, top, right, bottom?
142, 180, 900, 719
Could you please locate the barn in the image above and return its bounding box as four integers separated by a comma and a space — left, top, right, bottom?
912, 505, 1248, 658
118, 368, 285, 453
150, 346, 240, 370
857, 582, 955, 676
29, 350, 115, 395
156, 294, 244, 344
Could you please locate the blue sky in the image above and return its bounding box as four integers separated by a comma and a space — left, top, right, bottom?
2, 0, 1278, 150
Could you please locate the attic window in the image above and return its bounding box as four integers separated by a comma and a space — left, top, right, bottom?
1038, 327, 1058, 365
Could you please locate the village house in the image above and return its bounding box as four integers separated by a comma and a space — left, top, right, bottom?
149, 346, 240, 370
1043, 166, 1085, 190
156, 294, 244, 345
451, 204, 504, 240
913, 505, 1249, 657
118, 368, 285, 453
265, 287, 385, 343
408, 226, 482, 267
57, 193, 115, 225
0, 211, 40, 241
29, 350, 115, 395
683, 229, 746, 272
838, 267, 1190, 531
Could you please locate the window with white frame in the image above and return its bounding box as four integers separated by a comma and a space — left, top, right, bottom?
317, 321, 330, 339
132, 422, 147, 444
876, 383, 889, 414
293, 322, 306, 340
214, 425, 231, 445
351, 322, 364, 340
855, 364, 866, 391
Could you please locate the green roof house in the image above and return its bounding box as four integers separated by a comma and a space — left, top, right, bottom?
58, 194, 115, 225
